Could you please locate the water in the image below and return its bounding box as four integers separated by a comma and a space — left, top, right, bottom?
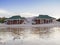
0, 27, 60, 45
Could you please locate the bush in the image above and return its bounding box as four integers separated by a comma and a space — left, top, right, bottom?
0, 17, 7, 23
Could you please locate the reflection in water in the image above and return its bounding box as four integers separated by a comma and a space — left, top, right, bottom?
32, 27, 52, 39
0, 27, 53, 40
0, 27, 60, 45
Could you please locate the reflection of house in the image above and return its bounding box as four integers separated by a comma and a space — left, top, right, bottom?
5, 15, 25, 24
32, 15, 55, 24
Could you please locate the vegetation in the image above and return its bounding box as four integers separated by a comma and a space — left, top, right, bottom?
0, 17, 7, 23
0, 15, 25, 23
56, 18, 60, 22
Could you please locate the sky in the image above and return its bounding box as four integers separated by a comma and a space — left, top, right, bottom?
0, 0, 60, 18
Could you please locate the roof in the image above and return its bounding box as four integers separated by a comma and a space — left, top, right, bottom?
9, 15, 25, 19
36, 15, 54, 19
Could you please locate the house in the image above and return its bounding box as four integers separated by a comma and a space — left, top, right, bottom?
5, 15, 56, 25
5, 15, 25, 24
32, 15, 55, 24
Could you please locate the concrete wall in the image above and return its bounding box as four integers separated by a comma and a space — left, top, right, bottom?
6, 20, 24, 24
33, 18, 53, 24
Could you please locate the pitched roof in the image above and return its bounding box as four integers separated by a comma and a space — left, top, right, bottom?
36, 15, 54, 19
9, 15, 25, 19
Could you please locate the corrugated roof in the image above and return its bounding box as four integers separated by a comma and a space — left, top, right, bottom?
36, 15, 54, 19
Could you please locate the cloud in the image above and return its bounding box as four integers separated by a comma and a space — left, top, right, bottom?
0, 7, 60, 19
0, 9, 15, 17
20, 12, 38, 17
35, 6, 60, 19
0, 9, 9, 14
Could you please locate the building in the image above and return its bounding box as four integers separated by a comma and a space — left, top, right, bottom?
5, 15, 56, 25
5, 15, 25, 24
32, 15, 55, 24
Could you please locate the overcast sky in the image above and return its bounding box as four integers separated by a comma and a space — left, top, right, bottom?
0, 0, 60, 18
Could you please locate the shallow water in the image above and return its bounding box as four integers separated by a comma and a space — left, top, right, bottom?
0, 27, 60, 45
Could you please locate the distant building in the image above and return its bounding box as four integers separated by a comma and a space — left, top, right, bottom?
32, 15, 55, 24
5, 15, 25, 24
5, 15, 56, 25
